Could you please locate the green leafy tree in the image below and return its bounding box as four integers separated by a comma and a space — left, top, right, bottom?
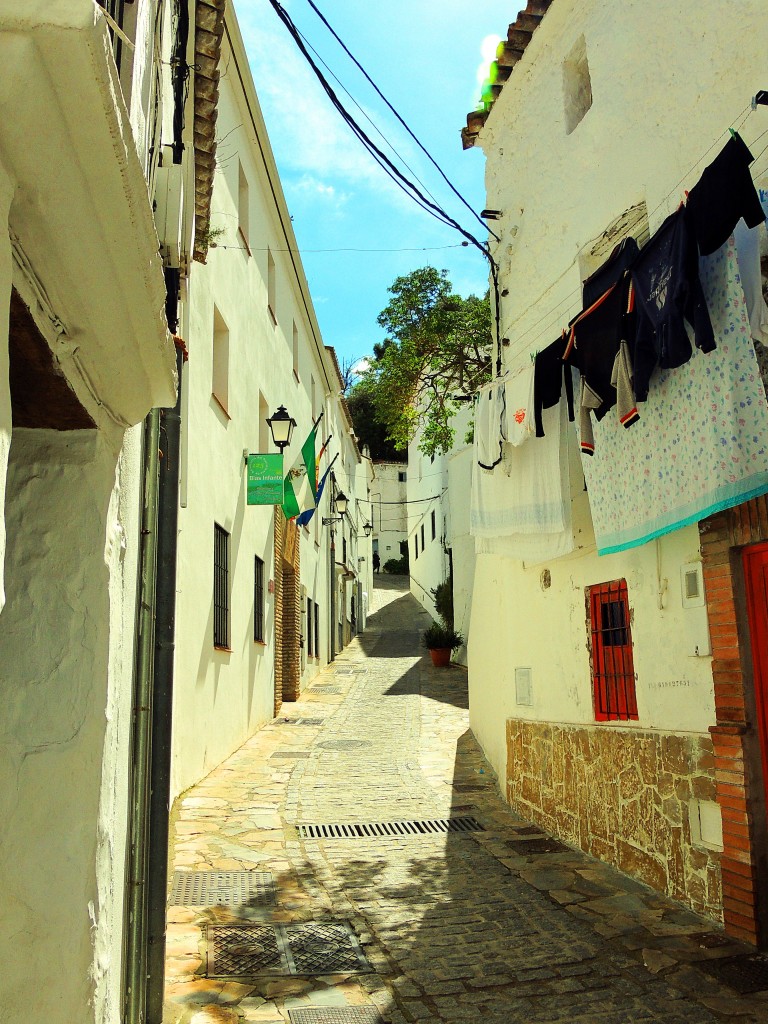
354, 267, 491, 458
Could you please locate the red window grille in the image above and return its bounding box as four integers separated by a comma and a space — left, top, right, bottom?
589, 579, 638, 722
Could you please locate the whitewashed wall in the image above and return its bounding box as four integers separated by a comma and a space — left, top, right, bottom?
171, 16, 370, 801
467, 0, 764, 780
370, 461, 407, 567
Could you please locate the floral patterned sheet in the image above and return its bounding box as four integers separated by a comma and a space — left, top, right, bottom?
582, 238, 768, 555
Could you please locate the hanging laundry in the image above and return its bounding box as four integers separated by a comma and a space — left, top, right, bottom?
733, 190, 768, 344
475, 380, 505, 469
502, 362, 535, 446
564, 275, 638, 453
533, 334, 574, 437
582, 236, 639, 306
631, 206, 715, 400
581, 236, 768, 555
471, 400, 573, 561
685, 132, 764, 256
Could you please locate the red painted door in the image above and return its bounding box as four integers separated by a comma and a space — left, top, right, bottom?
744, 542, 768, 802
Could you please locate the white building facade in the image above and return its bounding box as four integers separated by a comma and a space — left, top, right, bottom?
370, 459, 408, 569
461, 0, 768, 940
0, 2, 184, 1022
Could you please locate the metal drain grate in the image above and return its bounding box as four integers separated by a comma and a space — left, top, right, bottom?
270, 751, 312, 759
279, 718, 326, 726
699, 953, 768, 994
309, 687, 343, 695
505, 837, 570, 855
296, 816, 484, 839
207, 922, 371, 977
318, 739, 371, 750
170, 871, 275, 907
289, 1010, 384, 1024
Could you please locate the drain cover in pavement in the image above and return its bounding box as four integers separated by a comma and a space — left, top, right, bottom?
207, 922, 371, 977
505, 837, 570, 854
310, 687, 343, 695
297, 816, 484, 839
318, 739, 371, 750
270, 751, 312, 759
699, 953, 768, 994
279, 718, 326, 726
289, 1010, 384, 1024
170, 871, 275, 906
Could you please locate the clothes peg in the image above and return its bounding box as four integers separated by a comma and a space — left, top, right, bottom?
729, 127, 736, 138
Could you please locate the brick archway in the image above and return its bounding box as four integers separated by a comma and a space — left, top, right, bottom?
699, 496, 768, 945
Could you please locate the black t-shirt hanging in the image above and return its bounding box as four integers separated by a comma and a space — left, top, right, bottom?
685, 133, 764, 256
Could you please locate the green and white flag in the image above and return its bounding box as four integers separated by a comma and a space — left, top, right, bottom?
281, 423, 317, 519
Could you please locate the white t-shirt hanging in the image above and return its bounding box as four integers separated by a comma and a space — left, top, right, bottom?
475, 380, 505, 469
733, 206, 768, 344
502, 363, 535, 447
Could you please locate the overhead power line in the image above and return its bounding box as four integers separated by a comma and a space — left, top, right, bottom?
302, 0, 493, 240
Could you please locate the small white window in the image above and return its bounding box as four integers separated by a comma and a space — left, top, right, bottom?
267, 249, 277, 325
563, 35, 592, 135
238, 161, 250, 250
212, 305, 229, 414
515, 667, 533, 706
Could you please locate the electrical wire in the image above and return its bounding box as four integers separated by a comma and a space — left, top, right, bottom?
263, 0, 502, 346
211, 242, 470, 254
293, 25, 444, 213
302, 0, 495, 241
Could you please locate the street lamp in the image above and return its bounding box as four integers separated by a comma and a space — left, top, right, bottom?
266, 405, 296, 453
363, 521, 373, 537
334, 491, 348, 516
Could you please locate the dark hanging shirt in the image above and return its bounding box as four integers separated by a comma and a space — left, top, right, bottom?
631, 207, 715, 401
533, 334, 574, 437
685, 133, 764, 256
582, 237, 640, 307
564, 274, 634, 420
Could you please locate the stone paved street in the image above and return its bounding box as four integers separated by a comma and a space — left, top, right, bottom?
165, 577, 768, 1024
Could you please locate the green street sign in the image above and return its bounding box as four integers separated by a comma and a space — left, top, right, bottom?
247, 453, 284, 506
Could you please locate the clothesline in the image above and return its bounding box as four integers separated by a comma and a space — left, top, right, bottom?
494, 106, 767, 375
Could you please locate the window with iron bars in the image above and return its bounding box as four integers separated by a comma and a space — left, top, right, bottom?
588, 579, 637, 721
314, 601, 320, 658
213, 524, 230, 649
254, 555, 265, 643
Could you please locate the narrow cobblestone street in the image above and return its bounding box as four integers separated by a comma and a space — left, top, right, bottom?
165, 578, 768, 1024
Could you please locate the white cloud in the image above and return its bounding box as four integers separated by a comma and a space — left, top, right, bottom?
238, 3, 432, 215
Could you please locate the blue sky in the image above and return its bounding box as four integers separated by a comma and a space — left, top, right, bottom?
237, 0, 511, 365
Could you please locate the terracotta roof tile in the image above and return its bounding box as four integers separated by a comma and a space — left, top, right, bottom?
461, 0, 553, 150
193, 0, 226, 264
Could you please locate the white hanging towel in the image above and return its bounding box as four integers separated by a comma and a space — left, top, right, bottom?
471, 399, 574, 561
502, 362, 535, 446
475, 380, 505, 469
734, 213, 768, 344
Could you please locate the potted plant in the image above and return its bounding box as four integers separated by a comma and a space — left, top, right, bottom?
422, 622, 464, 668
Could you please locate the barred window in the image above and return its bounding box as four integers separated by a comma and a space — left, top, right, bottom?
431, 510, 436, 541
254, 555, 265, 643
314, 601, 320, 658
213, 524, 230, 649
307, 597, 314, 657
588, 579, 637, 721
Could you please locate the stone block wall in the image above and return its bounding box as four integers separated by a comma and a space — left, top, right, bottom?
506, 720, 722, 920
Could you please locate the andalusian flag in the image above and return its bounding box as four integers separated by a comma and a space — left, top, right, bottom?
282, 424, 317, 520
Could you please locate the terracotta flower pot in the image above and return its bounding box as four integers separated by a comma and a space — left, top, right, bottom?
429, 647, 452, 668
